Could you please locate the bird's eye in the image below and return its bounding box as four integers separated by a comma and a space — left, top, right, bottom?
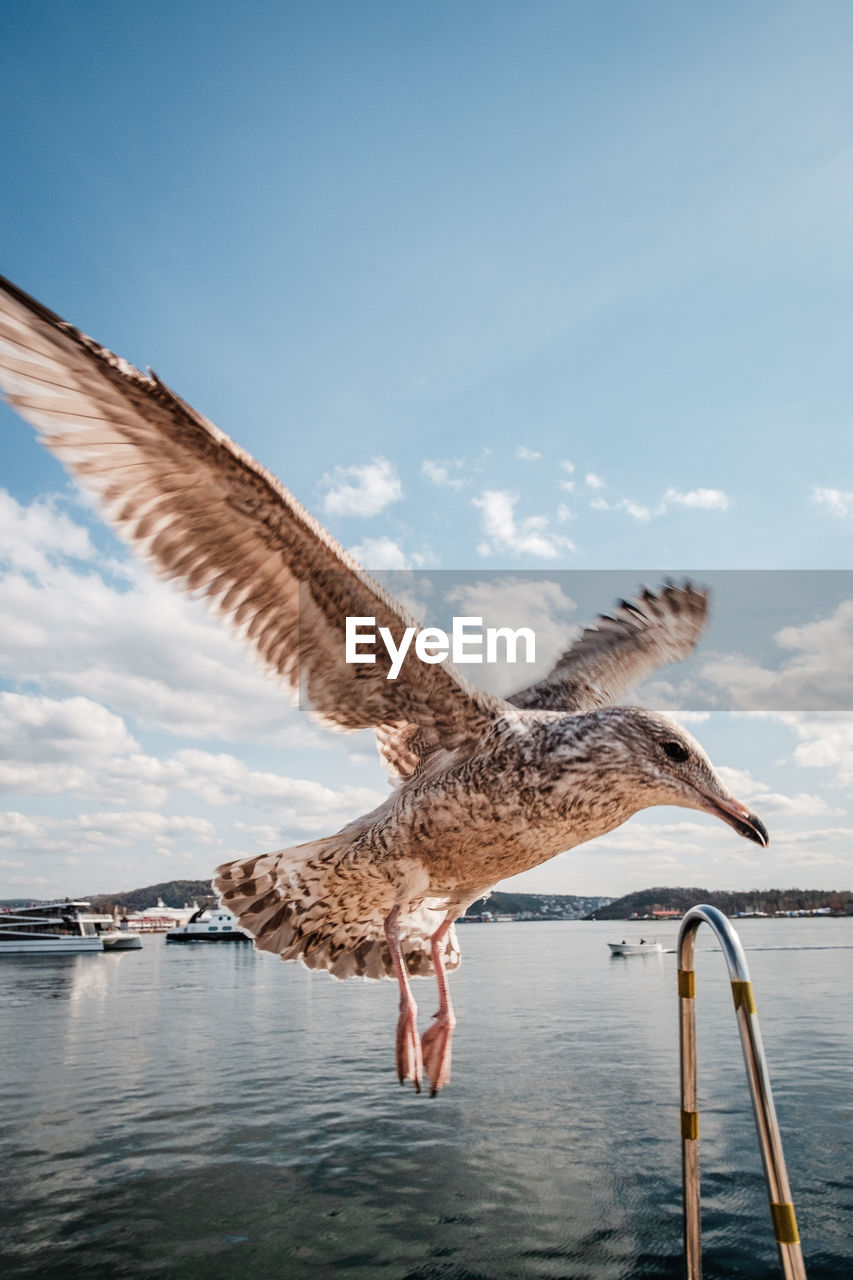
662, 740, 689, 763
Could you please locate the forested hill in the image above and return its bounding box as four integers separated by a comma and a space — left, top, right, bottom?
18, 880, 849, 921
84, 882, 609, 920
589, 885, 852, 920
464, 891, 612, 918
88, 880, 217, 913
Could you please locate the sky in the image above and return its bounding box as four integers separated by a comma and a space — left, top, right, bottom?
1, 0, 853, 901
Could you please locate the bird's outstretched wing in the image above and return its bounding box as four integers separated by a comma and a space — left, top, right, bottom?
0, 275, 501, 778
507, 582, 708, 712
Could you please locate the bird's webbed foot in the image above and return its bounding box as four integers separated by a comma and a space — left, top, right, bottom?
395, 996, 423, 1093
421, 1007, 456, 1097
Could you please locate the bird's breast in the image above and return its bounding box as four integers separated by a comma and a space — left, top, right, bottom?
377, 770, 581, 887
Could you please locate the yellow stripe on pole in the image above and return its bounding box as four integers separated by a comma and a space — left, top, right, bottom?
678, 969, 695, 998
731, 980, 756, 1013
770, 1202, 800, 1245
680, 1110, 699, 1140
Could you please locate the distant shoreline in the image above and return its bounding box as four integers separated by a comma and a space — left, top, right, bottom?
3, 881, 850, 924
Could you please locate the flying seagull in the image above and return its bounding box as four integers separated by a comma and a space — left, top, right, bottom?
0, 275, 768, 1095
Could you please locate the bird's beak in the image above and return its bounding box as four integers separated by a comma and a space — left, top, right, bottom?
698, 791, 769, 847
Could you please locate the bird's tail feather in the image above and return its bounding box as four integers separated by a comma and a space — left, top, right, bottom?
214, 837, 460, 981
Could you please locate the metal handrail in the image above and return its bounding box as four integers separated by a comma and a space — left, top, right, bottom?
677, 905, 806, 1279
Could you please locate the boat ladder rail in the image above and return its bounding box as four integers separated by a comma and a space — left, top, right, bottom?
677, 905, 807, 1280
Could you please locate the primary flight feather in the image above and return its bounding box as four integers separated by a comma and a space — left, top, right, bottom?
0, 275, 768, 1095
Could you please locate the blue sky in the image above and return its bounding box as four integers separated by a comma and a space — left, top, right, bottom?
2, 1, 853, 899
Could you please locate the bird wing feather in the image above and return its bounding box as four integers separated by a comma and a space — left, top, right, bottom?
507, 582, 709, 712
0, 275, 501, 777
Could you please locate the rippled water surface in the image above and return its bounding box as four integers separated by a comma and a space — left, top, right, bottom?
1, 918, 850, 1278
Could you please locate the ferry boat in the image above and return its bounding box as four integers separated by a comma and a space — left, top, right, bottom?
0, 900, 104, 954
165, 906, 252, 943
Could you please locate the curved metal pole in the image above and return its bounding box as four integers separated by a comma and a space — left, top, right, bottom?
677, 905, 806, 1280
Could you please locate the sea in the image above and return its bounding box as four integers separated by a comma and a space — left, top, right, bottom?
0, 917, 849, 1279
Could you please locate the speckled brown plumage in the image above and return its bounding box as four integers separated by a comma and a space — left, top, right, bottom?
0, 276, 769, 1092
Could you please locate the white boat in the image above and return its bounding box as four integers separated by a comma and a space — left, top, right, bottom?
608, 938, 664, 956
0, 900, 104, 954
165, 906, 252, 943
78, 912, 143, 950
97, 927, 143, 951
122, 898, 198, 932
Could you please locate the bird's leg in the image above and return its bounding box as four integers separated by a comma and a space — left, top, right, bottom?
421, 917, 457, 1097
384, 906, 422, 1093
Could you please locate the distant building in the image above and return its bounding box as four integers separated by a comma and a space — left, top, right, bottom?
123, 898, 198, 932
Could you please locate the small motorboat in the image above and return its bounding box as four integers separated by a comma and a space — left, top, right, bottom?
96, 926, 143, 950
165, 906, 252, 943
607, 938, 663, 956
78, 911, 143, 950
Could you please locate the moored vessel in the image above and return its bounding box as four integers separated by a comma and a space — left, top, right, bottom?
78, 911, 143, 950
0, 901, 104, 954
165, 906, 251, 943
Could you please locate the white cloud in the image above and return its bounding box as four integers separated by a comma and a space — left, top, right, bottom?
0, 515, 328, 746
0, 490, 96, 573
472, 490, 576, 560
0, 692, 138, 761
574, 806, 853, 885
349, 536, 413, 570
0, 728, 387, 893
750, 712, 853, 789
444, 578, 578, 695
0, 692, 162, 807
0, 807, 218, 858
0, 754, 170, 810
0, 811, 43, 840
715, 764, 840, 816
699, 600, 853, 713
587, 818, 722, 856
585, 472, 606, 490
790, 720, 853, 778
164, 748, 385, 830
0, 687, 385, 832
75, 809, 219, 848
812, 487, 853, 518
759, 820, 853, 869
421, 459, 467, 490
591, 496, 653, 521
321, 457, 403, 518
590, 486, 731, 520
662, 487, 731, 511
0, 494, 398, 894
515, 446, 541, 461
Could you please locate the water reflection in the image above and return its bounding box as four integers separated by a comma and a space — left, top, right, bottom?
0, 953, 102, 1004
0, 920, 850, 1278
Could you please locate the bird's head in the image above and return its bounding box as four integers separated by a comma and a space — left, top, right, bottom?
553, 707, 769, 847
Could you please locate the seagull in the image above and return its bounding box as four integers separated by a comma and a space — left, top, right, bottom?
0, 275, 768, 1095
